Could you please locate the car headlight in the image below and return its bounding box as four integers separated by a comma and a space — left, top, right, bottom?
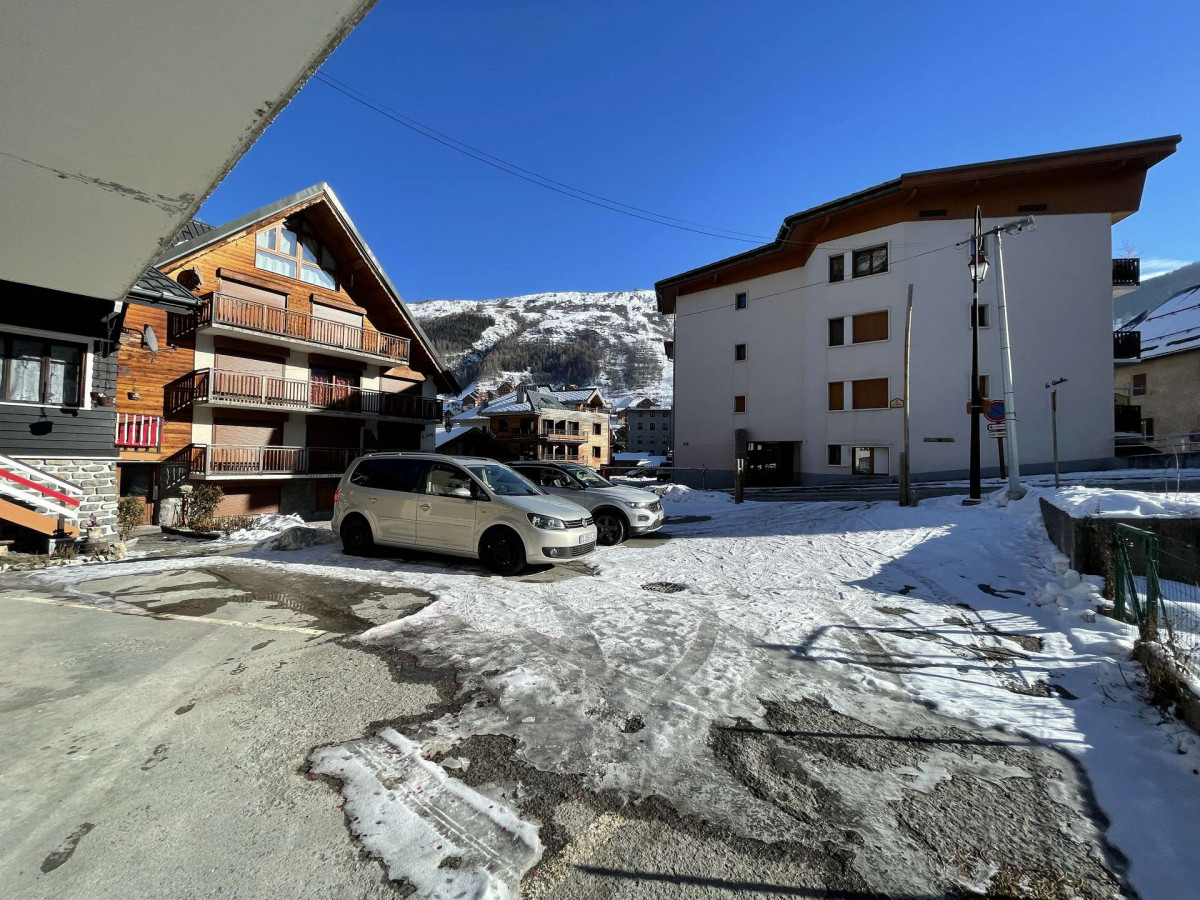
528, 513, 566, 530
623, 499, 654, 509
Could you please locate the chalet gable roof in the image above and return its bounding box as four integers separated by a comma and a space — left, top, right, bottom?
157, 183, 458, 393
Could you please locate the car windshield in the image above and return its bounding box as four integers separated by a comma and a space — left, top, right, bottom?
464, 463, 543, 496
565, 465, 613, 488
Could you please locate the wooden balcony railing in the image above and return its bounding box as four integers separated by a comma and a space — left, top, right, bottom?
188, 444, 358, 478
185, 369, 442, 420
115, 413, 163, 449
541, 428, 588, 442
199, 292, 410, 362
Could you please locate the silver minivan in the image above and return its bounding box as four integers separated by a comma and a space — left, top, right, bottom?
508, 461, 664, 545
332, 452, 597, 575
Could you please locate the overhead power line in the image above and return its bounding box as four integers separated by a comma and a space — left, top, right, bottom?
672, 241, 963, 320
311, 71, 915, 252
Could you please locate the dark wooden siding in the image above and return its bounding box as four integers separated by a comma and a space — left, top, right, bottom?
0, 281, 120, 457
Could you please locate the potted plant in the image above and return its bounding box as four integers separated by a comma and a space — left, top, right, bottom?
85, 513, 104, 543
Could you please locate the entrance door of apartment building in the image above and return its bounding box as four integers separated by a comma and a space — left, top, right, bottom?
852, 446, 890, 476
746, 441, 796, 487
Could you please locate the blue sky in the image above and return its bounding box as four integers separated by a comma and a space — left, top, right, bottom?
199, 1, 1198, 302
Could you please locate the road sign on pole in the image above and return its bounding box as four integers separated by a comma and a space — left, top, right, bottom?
987, 421, 1007, 439
985, 399, 1005, 423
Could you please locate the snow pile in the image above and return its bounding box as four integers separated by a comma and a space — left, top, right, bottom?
309, 728, 541, 899
654, 484, 733, 509
219, 513, 306, 544
268, 526, 338, 551
1050, 486, 1200, 519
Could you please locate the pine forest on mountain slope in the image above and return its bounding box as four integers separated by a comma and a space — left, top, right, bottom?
410, 290, 674, 401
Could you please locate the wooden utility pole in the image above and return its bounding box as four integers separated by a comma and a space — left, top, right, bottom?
900, 283, 915, 506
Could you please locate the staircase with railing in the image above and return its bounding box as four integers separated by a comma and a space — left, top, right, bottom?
0, 455, 83, 538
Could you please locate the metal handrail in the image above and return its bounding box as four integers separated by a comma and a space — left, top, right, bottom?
200, 292, 411, 362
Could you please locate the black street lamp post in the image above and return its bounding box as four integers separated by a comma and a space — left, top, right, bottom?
965, 206, 989, 505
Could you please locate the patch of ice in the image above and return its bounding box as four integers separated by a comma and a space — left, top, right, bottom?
309, 728, 541, 899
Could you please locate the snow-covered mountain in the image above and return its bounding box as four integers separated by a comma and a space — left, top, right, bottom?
410, 290, 674, 405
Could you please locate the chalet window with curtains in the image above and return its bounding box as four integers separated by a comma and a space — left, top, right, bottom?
255, 218, 339, 290
0, 332, 85, 407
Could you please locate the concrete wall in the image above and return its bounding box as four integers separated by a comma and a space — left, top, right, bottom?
673, 214, 1115, 484
627, 408, 673, 455
1115, 350, 1200, 442
1040, 497, 1200, 584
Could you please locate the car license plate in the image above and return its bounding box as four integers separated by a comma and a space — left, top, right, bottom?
578, 533, 590, 545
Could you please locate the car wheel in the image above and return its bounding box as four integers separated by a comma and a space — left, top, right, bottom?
594, 510, 628, 546
340, 516, 374, 556
481, 528, 526, 576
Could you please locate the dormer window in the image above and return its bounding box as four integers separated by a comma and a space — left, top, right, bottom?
254, 219, 338, 290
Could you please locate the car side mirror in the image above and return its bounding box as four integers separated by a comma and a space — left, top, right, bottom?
450, 486, 472, 499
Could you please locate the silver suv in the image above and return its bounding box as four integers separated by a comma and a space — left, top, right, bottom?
332, 453, 598, 575
508, 462, 663, 545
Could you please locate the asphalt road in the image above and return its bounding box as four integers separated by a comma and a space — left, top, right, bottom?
0, 581, 437, 900
0, 545, 1138, 900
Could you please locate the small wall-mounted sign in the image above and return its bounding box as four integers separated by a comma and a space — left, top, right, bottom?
889, 397, 904, 408
923, 437, 955, 443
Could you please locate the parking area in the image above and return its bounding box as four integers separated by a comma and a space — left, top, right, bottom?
2, 494, 1196, 899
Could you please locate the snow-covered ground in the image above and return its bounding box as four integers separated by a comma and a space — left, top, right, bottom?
1050, 485, 1200, 518
27, 487, 1200, 898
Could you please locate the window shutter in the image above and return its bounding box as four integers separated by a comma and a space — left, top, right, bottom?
852, 311, 888, 343
852, 378, 889, 409
828, 381, 845, 411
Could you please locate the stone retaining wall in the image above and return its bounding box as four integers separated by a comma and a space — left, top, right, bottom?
14, 457, 118, 537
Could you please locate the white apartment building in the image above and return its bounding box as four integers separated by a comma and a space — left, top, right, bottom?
656, 137, 1180, 488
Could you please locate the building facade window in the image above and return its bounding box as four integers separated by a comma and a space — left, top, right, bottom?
735, 343, 747, 361
0, 333, 85, 407
255, 218, 338, 290
735, 292, 748, 310
827, 444, 843, 465
829, 378, 889, 411
1132, 373, 1147, 396
970, 303, 991, 328
592, 445, 600, 458
829, 311, 889, 347
734, 395, 747, 413
829, 254, 845, 283
852, 244, 888, 278
592, 422, 601, 435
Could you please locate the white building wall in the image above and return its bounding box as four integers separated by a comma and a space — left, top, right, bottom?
673, 213, 1114, 483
